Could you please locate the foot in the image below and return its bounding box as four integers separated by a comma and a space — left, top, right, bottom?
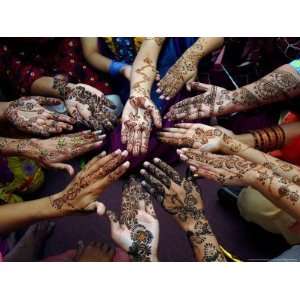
74, 241, 115, 262
4, 221, 55, 262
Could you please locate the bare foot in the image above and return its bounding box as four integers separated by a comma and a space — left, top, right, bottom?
4, 221, 55, 262
74, 241, 115, 262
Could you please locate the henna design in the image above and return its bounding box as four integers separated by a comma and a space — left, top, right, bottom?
128, 224, 153, 262
145, 37, 165, 46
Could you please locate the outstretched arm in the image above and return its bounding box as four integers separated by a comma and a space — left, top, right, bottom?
140, 158, 225, 261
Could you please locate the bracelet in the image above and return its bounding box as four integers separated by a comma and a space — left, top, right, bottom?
250, 125, 286, 152
109, 60, 127, 77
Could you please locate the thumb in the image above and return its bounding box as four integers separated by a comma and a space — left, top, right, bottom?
38, 97, 63, 106
47, 162, 75, 176
85, 201, 106, 214
186, 73, 198, 92
144, 99, 162, 128
190, 82, 211, 93
106, 209, 120, 231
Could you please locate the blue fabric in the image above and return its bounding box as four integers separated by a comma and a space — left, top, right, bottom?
271, 245, 300, 262
289, 59, 300, 74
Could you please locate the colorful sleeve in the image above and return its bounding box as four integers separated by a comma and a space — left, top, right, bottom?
289, 59, 300, 74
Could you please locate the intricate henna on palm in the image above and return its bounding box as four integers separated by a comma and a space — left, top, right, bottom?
5, 96, 75, 136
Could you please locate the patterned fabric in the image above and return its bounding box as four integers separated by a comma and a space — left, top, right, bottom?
102, 37, 143, 64
0, 156, 44, 204
0, 38, 112, 98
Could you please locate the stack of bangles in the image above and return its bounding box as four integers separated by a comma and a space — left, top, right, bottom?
250, 125, 286, 152
109, 60, 128, 76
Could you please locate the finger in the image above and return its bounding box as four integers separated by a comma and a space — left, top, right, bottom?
84, 151, 106, 169
146, 103, 162, 128
186, 75, 197, 92
140, 169, 167, 195
106, 209, 120, 231
86, 149, 123, 175
100, 95, 116, 110
55, 121, 74, 131
157, 136, 178, 145
48, 112, 76, 125
133, 129, 142, 157
37, 97, 63, 106
127, 127, 135, 153
47, 162, 75, 176
174, 123, 195, 129
152, 157, 181, 184
161, 127, 187, 133
141, 128, 150, 154
121, 123, 128, 144
190, 82, 211, 93
143, 161, 171, 188
73, 140, 104, 157
100, 161, 130, 189
85, 201, 106, 214
74, 240, 85, 261
28, 124, 51, 137
157, 131, 185, 139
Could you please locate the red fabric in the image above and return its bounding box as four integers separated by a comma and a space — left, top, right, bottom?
0, 38, 112, 97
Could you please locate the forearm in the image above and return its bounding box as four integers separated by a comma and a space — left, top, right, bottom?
222, 135, 300, 185
235, 122, 300, 149
175, 209, 225, 262
188, 37, 224, 63
0, 193, 65, 234
0, 102, 10, 122
228, 64, 300, 113
31, 76, 74, 99
247, 166, 300, 220
130, 38, 165, 97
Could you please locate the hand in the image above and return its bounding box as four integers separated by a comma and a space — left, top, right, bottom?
5, 96, 75, 137
158, 123, 232, 152
165, 82, 234, 121
73, 241, 115, 262
105, 176, 159, 262
61, 82, 117, 131
121, 65, 132, 81
27, 130, 105, 175
178, 149, 257, 186
156, 49, 198, 100
50, 149, 130, 212
140, 158, 204, 230
121, 96, 161, 156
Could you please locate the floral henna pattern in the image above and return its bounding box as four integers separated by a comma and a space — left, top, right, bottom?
128, 224, 154, 262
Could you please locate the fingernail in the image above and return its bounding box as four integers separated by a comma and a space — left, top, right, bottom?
159, 95, 164, 100
143, 161, 150, 167
141, 181, 146, 186
121, 150, 128, 157
140, 169, 146, 174
180, 154, 188, 161
181, 148, 188, 152
157, 89, 161, 93
94, 130, 102, 135
176, 149, 182, 155
114, 149, 122, 154
190, 166, 197, 171
96, 141, 103, 146
98, 134, 106, 139
122, 161, 130, 168
166, 97, 170, 101
100, 151, 106, 156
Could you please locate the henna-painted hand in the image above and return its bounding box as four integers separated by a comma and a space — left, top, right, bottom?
122, 65, 132, 81
74, 241, 115, 262
121, 97, 162, 156
140, 158, 203, 230
27, 130, 106, 175
178, 149, 257, 186
55, 80, 118, 131
158, 123, 232, 152
5, 96, 75, 137
165, 82, 234, 121
140, 158, 225, 261
50, 149, 130, 212
105, 176, 159, 262
156, 50, 198, 100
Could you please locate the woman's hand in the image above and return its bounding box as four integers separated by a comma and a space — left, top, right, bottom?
53, 78, 118, 131
26, 130, 105, 175
5, 96, 75, 136
121, 65, 132, 81
165, 82, 234, 121
156, 49, 199, 100
50, 149, 130, 212
105, 176, 159, 262
140, 158, 204, 231
121, 96, 161, 156
158, 123, 234, 152
178, 148, 257, 186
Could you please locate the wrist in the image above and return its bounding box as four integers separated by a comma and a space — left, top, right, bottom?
38, 193, 68, 219
235, 133, 256, 148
